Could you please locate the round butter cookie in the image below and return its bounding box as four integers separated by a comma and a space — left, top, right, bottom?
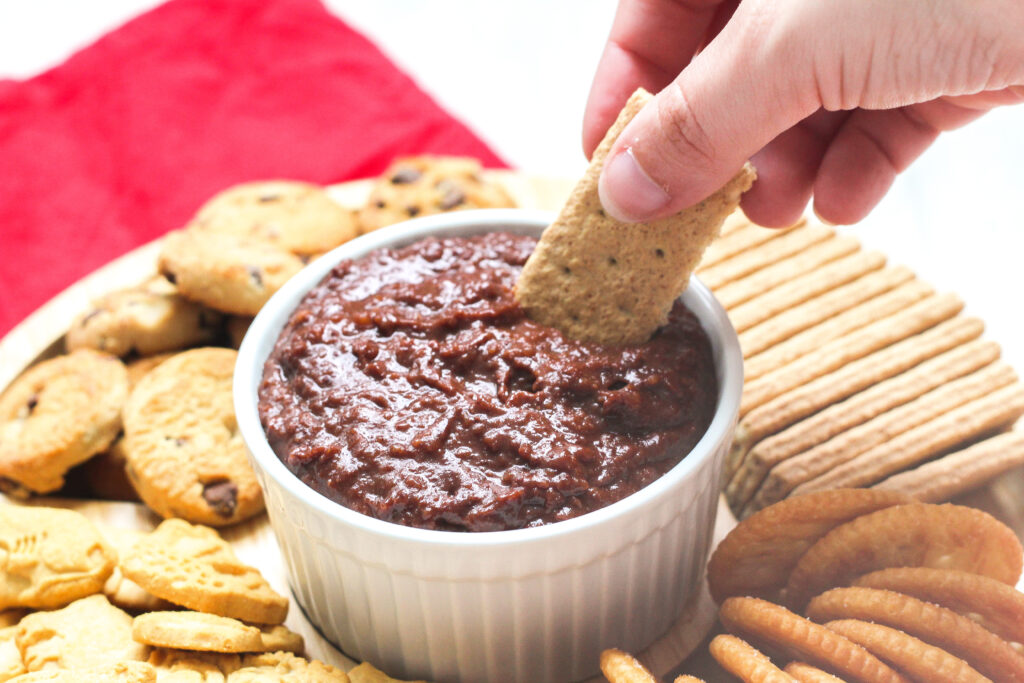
122, 348, 263, 525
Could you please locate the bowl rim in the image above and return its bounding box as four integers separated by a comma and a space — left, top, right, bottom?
234, 208, 742, 550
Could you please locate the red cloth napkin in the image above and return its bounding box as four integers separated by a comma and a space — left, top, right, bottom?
0, 0, 506, 336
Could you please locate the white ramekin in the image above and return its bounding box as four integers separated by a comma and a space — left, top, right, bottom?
235, 209, 742, 683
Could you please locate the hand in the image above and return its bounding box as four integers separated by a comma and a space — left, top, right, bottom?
584, 0, 1024, 226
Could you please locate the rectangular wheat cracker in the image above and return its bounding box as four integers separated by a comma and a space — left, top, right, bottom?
744, 279, 936, 381
515, 88, 756, 346
740, 293, 963, 416
715, 234, 862, 310
719, 210, 753, 237
724, 316, 986, 478
738, 361, 1016, 515
699, 224, 835, 290
873, 430, 1024, 502
699, 219, 790, 268
731, 339, 1000, 510
793, 382, 1024, 494
729, 250, 887, 333
739, 266, 918, 358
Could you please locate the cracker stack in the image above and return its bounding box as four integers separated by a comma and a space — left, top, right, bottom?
704, 215, 1024, 518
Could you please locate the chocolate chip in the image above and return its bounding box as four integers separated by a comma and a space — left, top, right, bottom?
406, 205, 421, 217
390, 167, 422, 184
163, 270, 178, 285
25, 394, 38, 413
202, 480, 238, 518
655, 248, 665, 258
439, 187, 466, 210
81, 308, 103, 325
375, 200, 387, 209
247, 266, 264, 288
607, 256, 618, 266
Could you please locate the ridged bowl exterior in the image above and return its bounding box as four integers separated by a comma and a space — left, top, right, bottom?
235, 210, 742, 683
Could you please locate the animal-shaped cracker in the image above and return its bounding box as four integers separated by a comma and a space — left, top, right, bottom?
15, 594, 149, 672
120, 519, 287, 625
0, 505, 115, 610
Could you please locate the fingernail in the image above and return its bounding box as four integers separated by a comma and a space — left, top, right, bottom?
598, 147, 670, 222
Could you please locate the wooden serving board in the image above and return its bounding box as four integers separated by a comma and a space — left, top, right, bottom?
4, 172, 1024, 681
0, 171, 727, 681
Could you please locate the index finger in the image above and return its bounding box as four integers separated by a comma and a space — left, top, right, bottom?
583, 0, 729, 156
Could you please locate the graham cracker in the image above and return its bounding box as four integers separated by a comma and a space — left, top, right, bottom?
740, 292, 964, 416
735, 339, 1001, 513
715, 234, 862, 310
744, 279, 936, 381
515, 88, 756, 345
739, 361, 1016, 515
724, 316, 986, 479
874, 430, 1024, 502
739, 266, 917, 358
729, 250, 887, 333
698, 224, 834, 290
794, 382, 1024, 494
699, 219, 787, 269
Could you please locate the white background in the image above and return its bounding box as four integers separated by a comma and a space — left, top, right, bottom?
2, 0, 1022, 367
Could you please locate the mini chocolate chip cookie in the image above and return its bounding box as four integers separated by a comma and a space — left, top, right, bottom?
122, 348, 263, 526
0, 350, 128, 494
158, 230, 304, 316
358, 156, 515, 233
66, 277, 224, 357
188, 180, 359, 256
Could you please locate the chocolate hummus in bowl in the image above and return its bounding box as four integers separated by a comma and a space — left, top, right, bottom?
235, 209, 742, 682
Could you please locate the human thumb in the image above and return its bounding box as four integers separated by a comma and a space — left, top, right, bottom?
597, 6, 816, 223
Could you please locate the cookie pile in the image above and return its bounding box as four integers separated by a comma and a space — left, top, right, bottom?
0, 158, 518, 524
603, 489, 1024, 682
701, 216, 1024, 518
0, 159, 516, 680
0, 504, 368, 681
